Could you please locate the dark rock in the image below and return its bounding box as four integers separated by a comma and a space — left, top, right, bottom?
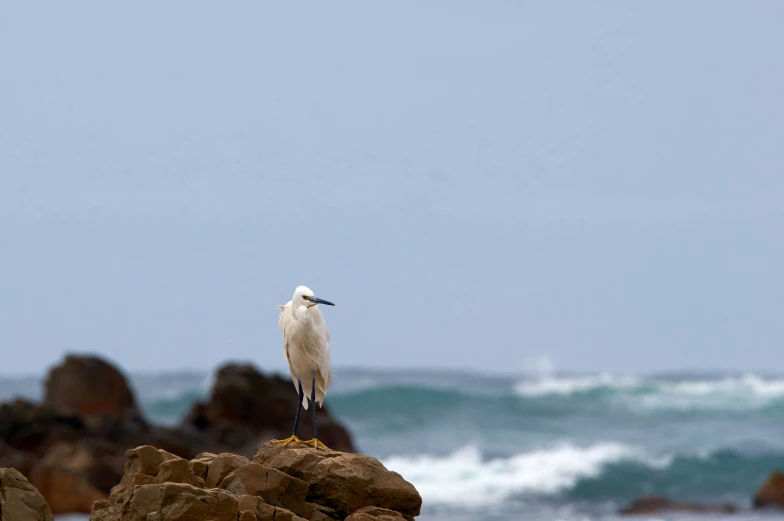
43, 355, 142, 423
27, 462, 105, 515
182, 363, 355, 454
619, 495, 737, 515
0, 440, 106, 514
0, 355, 358, 516
754, 471, 784, 509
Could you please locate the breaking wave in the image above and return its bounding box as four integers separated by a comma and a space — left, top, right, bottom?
513, 374, 784, 411
382, 443, 784, 507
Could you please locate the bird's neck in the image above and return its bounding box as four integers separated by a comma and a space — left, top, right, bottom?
294, 305, 312, 323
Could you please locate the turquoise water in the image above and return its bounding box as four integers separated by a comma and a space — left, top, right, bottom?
4, 369, 784, 521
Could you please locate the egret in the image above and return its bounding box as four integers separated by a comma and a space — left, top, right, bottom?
270, 285, 335, 449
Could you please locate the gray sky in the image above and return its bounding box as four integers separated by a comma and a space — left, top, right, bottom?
1, 1, 782, 375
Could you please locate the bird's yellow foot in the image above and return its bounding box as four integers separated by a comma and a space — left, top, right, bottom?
305, 438, 329, 450
270, 435, 302, 447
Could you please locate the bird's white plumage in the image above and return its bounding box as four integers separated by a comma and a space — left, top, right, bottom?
277, 286, 333, 410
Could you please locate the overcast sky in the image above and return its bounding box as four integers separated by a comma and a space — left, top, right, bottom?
1, 1, 782, 376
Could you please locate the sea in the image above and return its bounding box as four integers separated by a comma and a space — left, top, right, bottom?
2, 368, 784, 521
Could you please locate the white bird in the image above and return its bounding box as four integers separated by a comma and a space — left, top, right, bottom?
270, 285, 335, 449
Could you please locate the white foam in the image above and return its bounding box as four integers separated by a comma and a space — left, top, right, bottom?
513, 373, 784, 411
382, 442, 669, 506
663, 375, 784, 397
636, 375, 784, 411
514, 374, 640, 397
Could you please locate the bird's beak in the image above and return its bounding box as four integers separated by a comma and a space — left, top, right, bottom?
310, 296, 335, 306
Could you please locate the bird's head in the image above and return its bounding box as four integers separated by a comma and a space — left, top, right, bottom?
293, 285, 335, 308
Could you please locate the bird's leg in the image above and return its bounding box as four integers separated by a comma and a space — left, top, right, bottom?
270, 379, 304, 446
293, 378, 304, 437
307, 374, 328, 449
311, 374, 318, 441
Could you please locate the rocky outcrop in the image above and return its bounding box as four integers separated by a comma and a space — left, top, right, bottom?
754, 471, 784, 509
27, 459, 106, 514
0, 397, 195, 514
182, 363, 354, 454
0, 354, 356, 516
89, 443, 420, 521
254, 441, 421, 520
619, 495, 737, 515
0, 429, 111, 515
0, 467, 54, 521
44, 355, 143, 423
0, 355, 353, 514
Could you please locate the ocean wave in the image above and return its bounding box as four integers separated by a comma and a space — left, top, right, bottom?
514, 374, 641, 397
140, 390, 207, 425
382, 443, 784, 507
514, 374, 784, 411
381, 442, 669, 506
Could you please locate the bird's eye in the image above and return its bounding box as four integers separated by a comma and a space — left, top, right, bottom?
303, 295, 311, 300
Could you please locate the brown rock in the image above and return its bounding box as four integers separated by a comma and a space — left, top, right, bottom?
0, 396, 203, 510
154, 458, 205, 488
310, 510, 336, 521
127, 483, 235, 521
346, 506, 409, 521
254, 441, 421, 519
125, 446, 165, 476
127, 483, 162, 520
220, 463, 311, 518
189, 452, 216, 481
254, 503, 308, 521
92, 444, 420, 521
91, 467, 156, 521
43, 354, 142, 422
204, 452, 250, 488
157, 483, 211, 521
204, 488, 241, 521
122, 481, 305, 521
309, 502, 340, 521
237, 494, 266, 517
40, 440, 123, 494
619, 495, 737, 515
27, 462, 106, 514
0, 467, 54, 521
2, 355, 367, 517
754, 471, 784, 509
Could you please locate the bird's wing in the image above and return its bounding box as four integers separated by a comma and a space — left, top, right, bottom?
277, 301, 292, 361
277, 302, 300, 391
310, 307, 333, 392
321, 326, 332, 388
